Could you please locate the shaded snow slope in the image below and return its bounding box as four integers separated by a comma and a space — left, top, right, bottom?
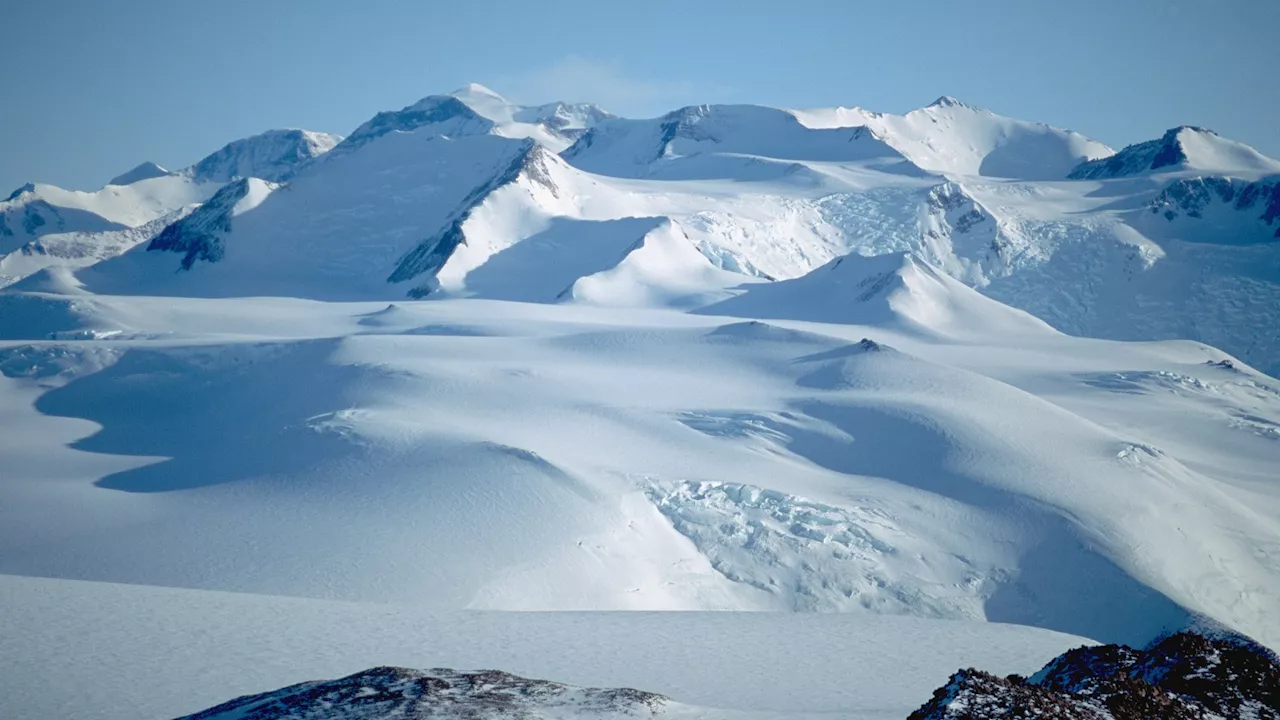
794, 96, 1115, 180
1069, 126, 1280, 179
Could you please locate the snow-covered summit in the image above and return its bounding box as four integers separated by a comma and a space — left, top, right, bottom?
1069, 126, 1280, 179
563, 103, 919, 178
794, 97, 1114, 179
336, 84, 613, 155
108, 161, 173, 186
186, 128, 341, 183
927, 95, 973, 109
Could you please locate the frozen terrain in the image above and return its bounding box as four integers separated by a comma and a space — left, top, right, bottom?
2, 82, 1280, 719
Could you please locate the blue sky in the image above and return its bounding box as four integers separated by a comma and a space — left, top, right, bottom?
2, 0, 1275, 191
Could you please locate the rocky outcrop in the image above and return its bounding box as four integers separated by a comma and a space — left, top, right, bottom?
910, 632, 1280, 719
147, 178, 274, 269
1147, 175, 1280, 240
177, 666, 669, 720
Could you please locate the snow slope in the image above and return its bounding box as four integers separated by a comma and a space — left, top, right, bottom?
793, 96, 1115, 180
703, 251, 1056, 338
1, 286, 1277, 650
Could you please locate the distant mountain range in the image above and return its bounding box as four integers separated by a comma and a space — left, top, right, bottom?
4, 84, 1279, 378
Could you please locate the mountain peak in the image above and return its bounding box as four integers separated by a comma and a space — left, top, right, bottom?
451, 82, 506, 102
108, 161, 171, 187
5, 182, 36, 202
1069, 124, 1280, 179
927, 95, 976, 110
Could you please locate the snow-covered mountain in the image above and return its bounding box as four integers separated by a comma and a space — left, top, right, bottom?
0, 127, 342, 289
1069, 125, 1280, 179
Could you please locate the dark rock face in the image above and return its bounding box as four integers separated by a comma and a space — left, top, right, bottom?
910, 632, 1280, 720
147, 178, 264, 269
176, 666, 668, 720
1068, 127, 1199, 180
1148, 175, 1280, 240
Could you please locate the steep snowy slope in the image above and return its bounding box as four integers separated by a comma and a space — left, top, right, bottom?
83, 131, 539, 298
794, 96, 1115, 179
1069, 126, 1280, 179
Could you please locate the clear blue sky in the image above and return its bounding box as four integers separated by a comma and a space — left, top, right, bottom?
2, 0, 1275, 191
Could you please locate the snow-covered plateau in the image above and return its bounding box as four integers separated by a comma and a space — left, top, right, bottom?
1, 84, 1278, 719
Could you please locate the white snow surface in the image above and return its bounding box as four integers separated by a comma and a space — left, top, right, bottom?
0, 573, 1091, 720
792, 97, 1116, 180
1, 287, 1277, 648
